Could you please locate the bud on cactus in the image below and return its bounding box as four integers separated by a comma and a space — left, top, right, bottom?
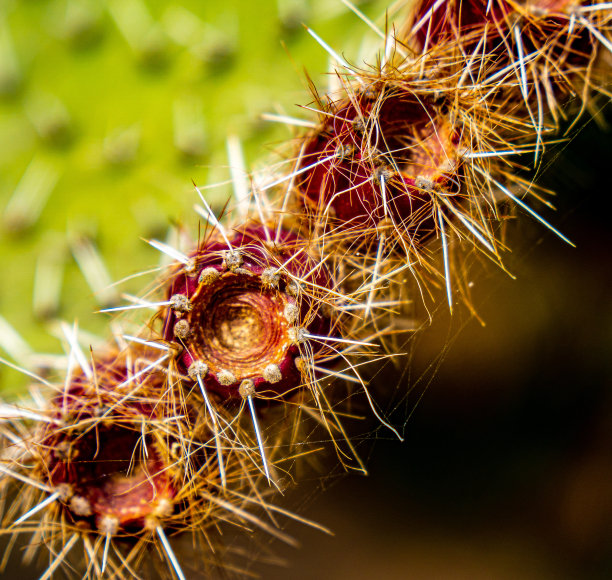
162, 224, 336, 401
406, 0, 604, 124
299, 89, 461, 246
46, 412, 177, 534
36, 352, 188, 536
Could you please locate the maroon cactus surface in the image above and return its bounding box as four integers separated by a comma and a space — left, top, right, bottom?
409, 0, 591, 67
163, 224, 335, 401
299, 90, 462, 243
39, 355, 179, 534
47, 418, 176, 534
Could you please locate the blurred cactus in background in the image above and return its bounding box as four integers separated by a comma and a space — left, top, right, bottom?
1, 1, 611, 578
0, 0, 363, 348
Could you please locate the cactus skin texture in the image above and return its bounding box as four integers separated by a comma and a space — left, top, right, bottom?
0, 1, 611, 579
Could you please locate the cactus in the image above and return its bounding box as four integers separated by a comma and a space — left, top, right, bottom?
1, 1, 611, 578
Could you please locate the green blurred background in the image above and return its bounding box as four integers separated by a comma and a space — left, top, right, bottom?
1, 1, 611, 578
0, 0, 374, 391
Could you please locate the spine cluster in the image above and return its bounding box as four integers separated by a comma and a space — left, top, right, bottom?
1, 1, 610, 578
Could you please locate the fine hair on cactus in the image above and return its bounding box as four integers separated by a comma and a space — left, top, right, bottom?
0, 1, 611, 579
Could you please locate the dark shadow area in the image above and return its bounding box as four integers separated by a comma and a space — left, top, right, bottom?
251, 111, 612, 579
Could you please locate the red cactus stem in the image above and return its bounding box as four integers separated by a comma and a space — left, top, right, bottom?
0, 338, 318, 578
287, 33, 582, 316
155, 221, 360, 477
162, 223, 337, 403
256, 15, 584, 323
3, 3, 606, 577
143, 215, 404, 473
29, 350, 191, 537
299, 93, 455, 236
299, 87, 462, 248
404, 0, 611, 125
407, 0, 509, 51
408, 0, 591, 55
45, 414, 177, 535
295, 73, 524, 265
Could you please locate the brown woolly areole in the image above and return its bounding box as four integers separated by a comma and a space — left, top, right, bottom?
162, 224, 334, 402
48, 420, 176, 533
181, 272, 294, 382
